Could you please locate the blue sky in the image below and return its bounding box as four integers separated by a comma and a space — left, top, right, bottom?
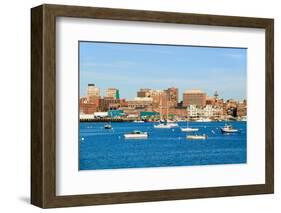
79, 42, 247, 101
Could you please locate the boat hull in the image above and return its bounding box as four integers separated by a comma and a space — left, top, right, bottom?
154, 124, 172, 129
124, 134, 148, 139
186, 135, 207, 140
181, 128, 199, 132
220, 128, 240, 133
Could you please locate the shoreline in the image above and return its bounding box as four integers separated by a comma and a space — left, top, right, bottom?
79, 119, 246, 123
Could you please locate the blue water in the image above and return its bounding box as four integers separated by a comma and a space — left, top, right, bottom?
79, 121, 246, 170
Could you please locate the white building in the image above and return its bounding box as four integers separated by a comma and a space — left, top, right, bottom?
187, 104, 222, 118
80, 113, 95, 120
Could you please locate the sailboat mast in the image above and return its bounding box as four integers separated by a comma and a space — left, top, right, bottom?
186, 107, 188, 128
159, 95, 162, 121
166, 99, 168, 121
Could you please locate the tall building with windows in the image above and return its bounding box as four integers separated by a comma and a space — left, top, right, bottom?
137, 88, 152, 98
183, 89, 206, 107
164, 87, 178, 107
106, 88, 120, 99
87, 83, 100, 97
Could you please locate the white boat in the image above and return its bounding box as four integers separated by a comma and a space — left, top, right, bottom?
104, 123, 112, 129
181, 127, 199, 132
154, 123, 172, 129
124, 131, 148, 139
167, 122, 179, 127
154, 99, 178, 129
133, 120, 145, 123
186, 134, 207, 140
221, 124, 240, 133
181, 108, 199, 132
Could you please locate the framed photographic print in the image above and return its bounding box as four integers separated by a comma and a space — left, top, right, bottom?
31, 4, 274, 208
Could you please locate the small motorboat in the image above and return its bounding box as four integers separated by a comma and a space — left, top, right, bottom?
154, 123, 172, 129
221, 124, 240, 134
181, 127, 199, 132
104, 123, 112, 129
124, 131, 148, 139
186, 134, 207, 140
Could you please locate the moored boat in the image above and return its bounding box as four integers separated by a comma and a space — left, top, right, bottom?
181, 108, 199, 132
186, 134, 207, 140
220, 124, 240, 133
181, 127, 199, 132
104, 123, 112, 129
167, 122, 179, 127
124, 131, 148, 139
154, 123, 172, 129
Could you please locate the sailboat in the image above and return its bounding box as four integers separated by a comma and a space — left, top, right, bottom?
181, 108, 199, 132
154, 98, 176, 129
181, 126, 199, 132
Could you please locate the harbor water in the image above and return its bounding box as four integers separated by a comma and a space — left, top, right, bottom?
79, 121, 246, 170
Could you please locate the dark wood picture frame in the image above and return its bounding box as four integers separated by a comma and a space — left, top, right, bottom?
31, 4, 274, 208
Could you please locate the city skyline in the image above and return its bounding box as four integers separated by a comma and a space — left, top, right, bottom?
79, 42, 247, 101
82, 84, 246, 102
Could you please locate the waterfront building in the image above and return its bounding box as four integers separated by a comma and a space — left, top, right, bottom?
94, 112, 108, 118
140, 111, 159, 119
237, 100, 247, 117
120, 107, 139, 119
164, 87, 179, 107
187, 104, 223, 119
137, 88, 167, 108
223, 99, 239, 117
134, 97, 153, 102
168, 107, 187, 119
187, 105, 202, 118
202, 105, 223, 118
108, 109, 125, 118
106, 88, 120, 99
79, 97, 99, 114
127, 97, 153, 111
99, 97, 121, 111
87, 83, 100, 97
206, 96, 216, 105
80, 113, 95, 120
119, 98, 128, 107
183, 89, 206, 107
